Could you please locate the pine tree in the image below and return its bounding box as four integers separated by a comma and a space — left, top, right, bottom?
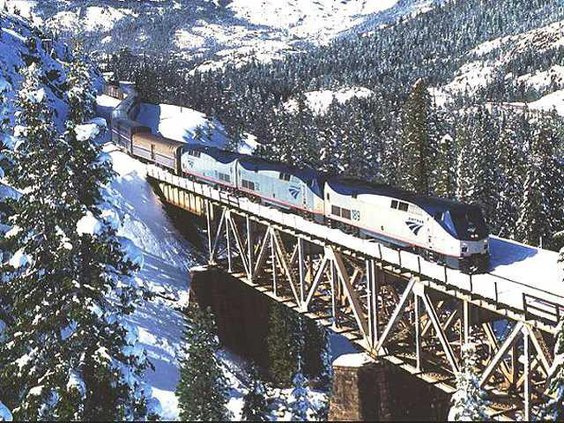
516, 112, 564, 249
399, 78, 436, 195
434, 134, 456, 199
301, 319, 331, 384
539, 317, 564, 420
176, 304, 229, 421
448, 343, 489, 421
316, 328, 332, 420
0, 63, 153, 420
455, 107, 499, 227
267, 303, 298, 387
65, 46, 96, 124
241, 365, 269, 421
494, 111, 527, 239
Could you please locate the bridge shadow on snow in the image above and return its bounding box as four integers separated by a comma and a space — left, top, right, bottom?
488, 237, 538, 269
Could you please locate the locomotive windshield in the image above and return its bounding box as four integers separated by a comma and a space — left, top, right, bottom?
441, 207, 488, 240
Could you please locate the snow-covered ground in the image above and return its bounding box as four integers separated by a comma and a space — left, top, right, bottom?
104, 144, 192, 419
529, 89, 564, 116
228, 0, 399, 43
285, 87, 374, 115
436, 20, 564, 109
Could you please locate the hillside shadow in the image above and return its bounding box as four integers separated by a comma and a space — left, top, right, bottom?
136, 103, 162, 135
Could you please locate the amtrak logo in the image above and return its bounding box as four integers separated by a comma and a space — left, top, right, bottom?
289, 185, 301, 200
406, 220, 424, 235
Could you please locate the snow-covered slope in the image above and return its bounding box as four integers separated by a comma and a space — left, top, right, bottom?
13, 0, 424, 69
135, 101, 259, 153
437, 19, 564, 109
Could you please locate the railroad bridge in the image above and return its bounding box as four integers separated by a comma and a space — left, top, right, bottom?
146, 166, 564, 420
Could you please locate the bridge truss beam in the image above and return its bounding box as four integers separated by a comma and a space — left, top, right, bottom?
203, 201, 555, 420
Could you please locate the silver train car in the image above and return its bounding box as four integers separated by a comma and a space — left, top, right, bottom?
111, 118, 150, 152
182, 145, 240, 189
180, 146, 325, 217
236, 157, 325, 218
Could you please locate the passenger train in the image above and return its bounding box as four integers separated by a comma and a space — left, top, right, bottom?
108, 84, 490, 273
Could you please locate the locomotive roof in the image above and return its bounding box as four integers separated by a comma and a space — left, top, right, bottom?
327, 178, 481, 216
184, 144, 242, 164
238, 156, 320, 182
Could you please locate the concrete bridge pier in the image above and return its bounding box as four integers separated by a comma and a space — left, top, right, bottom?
329, 352, 451, 421
328, 353, 392, 421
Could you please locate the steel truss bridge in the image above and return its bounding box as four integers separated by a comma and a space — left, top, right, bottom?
147, 165, 563, 420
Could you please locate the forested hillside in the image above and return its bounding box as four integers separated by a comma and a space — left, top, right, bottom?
112, 0, 564, 249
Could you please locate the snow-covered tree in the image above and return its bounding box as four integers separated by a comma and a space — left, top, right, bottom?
538, 317, 564, 420
448, 343, 489, 421
241, 366, 269, 421
494, 111, 527, 239
0, 63, 154, 420
65, 46, 96, 124
434, 133, 456, 199
176, 304, 229, 421
289, 371, 316, 421
455, 107, 499, 227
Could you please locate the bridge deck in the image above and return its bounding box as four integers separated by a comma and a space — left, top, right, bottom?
147, 166, 564, 329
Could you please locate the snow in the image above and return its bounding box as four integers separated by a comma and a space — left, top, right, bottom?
229, 0, 398, 43
0, 401, 12, 422
517, 65, 564, 92
67, 370, 85, 396
48, 6, 132, 33
103, 145, 193, 420
332, 352, 372, 368
8, 248, 30, 269
76, 212, 103, 236
75, 122, 102, 142
443, 20, 564, 97
28, 385, 43, 397
25, 87, 44, 104
529, 89, 564, 116
4, 225, 21, 239
119, 237, 144, 269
